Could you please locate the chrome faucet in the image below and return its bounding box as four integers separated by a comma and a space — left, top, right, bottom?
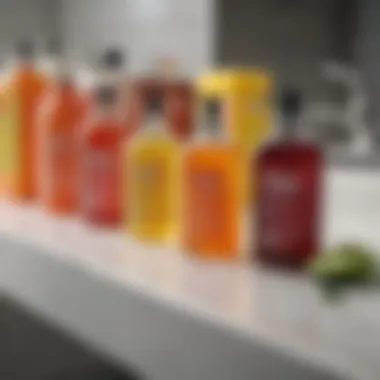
303, 61, 375, 155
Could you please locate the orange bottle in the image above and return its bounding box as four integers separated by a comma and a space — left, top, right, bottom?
38, 65, 86, 214
182, 99, 241, 260
4, 41, 47, 200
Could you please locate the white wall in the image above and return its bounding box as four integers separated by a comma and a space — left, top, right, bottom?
0, 0, 51, 63
61, 0, 215, 76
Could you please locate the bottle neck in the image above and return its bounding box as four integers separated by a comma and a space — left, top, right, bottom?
94, 103, 119, 121
54, 78, 75, 95
143, 111, 163, 132
17, 58, 36, 71
196, 110, 224, 141
281, 114, 299, 140
100, 69, 125, 86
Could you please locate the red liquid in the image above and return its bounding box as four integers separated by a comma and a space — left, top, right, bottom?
125, 78, 162, 136
79, 118, 125, 226
165, 82, 194, 140
255, 141, 322, 269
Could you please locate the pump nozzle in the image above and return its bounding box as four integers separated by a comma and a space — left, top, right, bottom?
95, 85, 118, 106
280, 88, 302, 117
99, 48, 125, 70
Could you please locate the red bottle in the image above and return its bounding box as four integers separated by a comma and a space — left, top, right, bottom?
255, 89, 322, 269
165, 81, 194, 140
79, 85, 125, 226
125, 78, 161, 137
126, 78, 194, 140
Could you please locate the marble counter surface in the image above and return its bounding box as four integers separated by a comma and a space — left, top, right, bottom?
0, 168, 379, 380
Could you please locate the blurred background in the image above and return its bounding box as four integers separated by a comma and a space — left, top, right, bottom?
1, 0, 379, 156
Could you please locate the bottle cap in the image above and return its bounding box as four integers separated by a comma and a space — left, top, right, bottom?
146, 93, 163, 115
280, 88, 301, 117
95, 85, 118, 106
14, 40, 35, 60
99, 48, 125, 69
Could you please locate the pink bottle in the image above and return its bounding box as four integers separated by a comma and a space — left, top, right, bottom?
255, 89, 323, 269
79, 85, 125, 226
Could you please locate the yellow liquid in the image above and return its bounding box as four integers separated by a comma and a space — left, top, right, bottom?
126, 126, 180, 243
0, 83, 20, 194
226, 92, 271, 154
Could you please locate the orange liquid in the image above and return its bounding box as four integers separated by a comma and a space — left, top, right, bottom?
8, 65, 47, 200
39, 82, 86, 214
0, 85, 8, 194
182, 141, 241, 260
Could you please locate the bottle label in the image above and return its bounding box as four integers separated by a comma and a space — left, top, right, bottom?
82, 149, 120, 215
165, 92, 193, 138
259, 168, 316, 253
132, 157, 172, 225
186, 167, 231, 243
46, 131, 75, 193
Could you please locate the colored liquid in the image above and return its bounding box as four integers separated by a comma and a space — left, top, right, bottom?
1, 66, 47, 200
226, 92, 271, 154
0, 82, 19, 195
38, 82, 86, 214
165, 83, 194, 140
127, 128, 180, 242
182, 141, 241, 259
126, 79, 194, 140
80, 118, 125, 226
255, 141, 322, 268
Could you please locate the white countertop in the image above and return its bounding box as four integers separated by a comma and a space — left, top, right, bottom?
0, 168, 379, 380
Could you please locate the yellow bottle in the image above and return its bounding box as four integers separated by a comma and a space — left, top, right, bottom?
197, 68, 273, 203
126, 95, 180, 243
197, 68, 273, 153
0, 79, 19, 196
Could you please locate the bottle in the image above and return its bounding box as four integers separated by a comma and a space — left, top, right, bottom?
255, 89, 322, 269
165, 81, 194, 140
126, 77, 162, 139
95, 48, 131, 134
197, 69, 273, 153
126, 58, 194, 140
79, 85, 125, 226
181, 99, 241, 259
1, 40, 47, 200
127, 94, 180, 242
38, 54, 86, 214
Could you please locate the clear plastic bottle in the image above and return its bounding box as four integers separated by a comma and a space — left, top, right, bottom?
79, 85, 125, 226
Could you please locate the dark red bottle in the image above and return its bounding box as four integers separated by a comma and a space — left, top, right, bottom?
255, 89, 322, 269
79, 85, 125, 226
